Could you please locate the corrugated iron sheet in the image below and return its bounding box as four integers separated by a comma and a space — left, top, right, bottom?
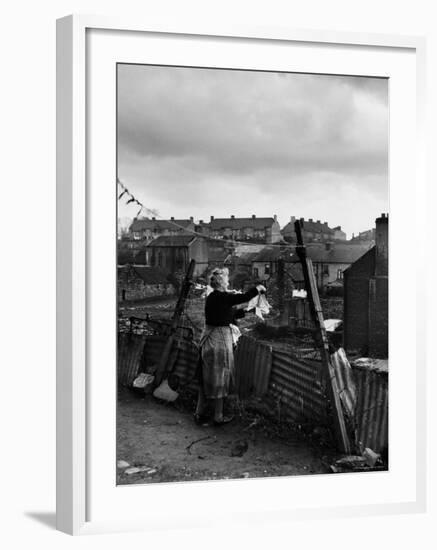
118, 327, 199, 391
142, 334, 199, 390
268, 346, 328, 425
331, 348, 357, 419
117, 332, 147, 386
352, 360, 388, 455
234, 335, 272, 398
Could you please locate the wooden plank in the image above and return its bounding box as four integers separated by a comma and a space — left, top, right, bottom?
154, 260, 196, 385
294, 220, 351, 453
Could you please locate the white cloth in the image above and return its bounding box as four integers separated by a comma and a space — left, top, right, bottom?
229, 323, 242, 345
247, 293, 271, 320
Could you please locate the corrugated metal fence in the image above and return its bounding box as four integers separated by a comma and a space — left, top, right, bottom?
268, 345, 328, 425
117, 327, 388, 455
352, 360, 388, 454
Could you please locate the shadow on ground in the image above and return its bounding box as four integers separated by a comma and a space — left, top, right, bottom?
25, 512, 56, 530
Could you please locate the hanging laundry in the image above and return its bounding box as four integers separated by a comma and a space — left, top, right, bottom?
246, 293, 271, 320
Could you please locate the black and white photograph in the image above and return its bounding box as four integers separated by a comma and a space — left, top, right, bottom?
116, 63, 389, 484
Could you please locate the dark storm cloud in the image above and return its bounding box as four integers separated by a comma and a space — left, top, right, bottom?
117, 64, 388, 236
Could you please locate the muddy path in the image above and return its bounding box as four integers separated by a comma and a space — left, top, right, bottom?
116, 389, 335, 485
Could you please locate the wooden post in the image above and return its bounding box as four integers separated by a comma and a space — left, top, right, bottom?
154, 259, 196, 385
294, 220, 351, 453
277, 257, 287, 325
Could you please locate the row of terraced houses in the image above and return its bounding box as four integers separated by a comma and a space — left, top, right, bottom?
126, 214, 348, 245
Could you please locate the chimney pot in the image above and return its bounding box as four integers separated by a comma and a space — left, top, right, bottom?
199, 219, 204, 224
152, 217, 156, 221
300, 217, 304, 222
190, 216, 193, 222
170, 216, 174, 220
290, 215, 296, 222
273, 214, 277, 221
231, 215, 235, 219
210, 216, 214, 221
317, 220, 320, 224
309, 218, 313, 222
252, 214, 256, 219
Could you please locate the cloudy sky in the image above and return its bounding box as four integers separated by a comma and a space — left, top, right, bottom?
117, 64, 388, 238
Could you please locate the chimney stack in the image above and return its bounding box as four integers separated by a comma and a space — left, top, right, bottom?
170, 216, 174, 220
252, 214, 256, 219
210, 216, 214, 221
273, 214, 277, 221
190, 216, 193, 222
231, 215, 235, 219
325, 242, 332, 251
375, 213, 388, 276
300, 217, 304, 223
152, 217, 156, 221
317, 219, 321, 224
309, 218, 313, 222
290, 215, 296, 223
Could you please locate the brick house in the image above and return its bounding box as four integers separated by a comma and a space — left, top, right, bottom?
281, 216, 335, 243
343, 214, 388, 358
129, 217, 195, 242
145, 234, 208, 277
349, 228, 375, 244
205, 215, 282, 244
289, 242, 371, 292
332, 225, 347, 241
118, 265, 176, 301
250, 246, 294, 281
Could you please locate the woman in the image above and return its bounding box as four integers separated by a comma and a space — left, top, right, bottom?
195, 268, 266, 426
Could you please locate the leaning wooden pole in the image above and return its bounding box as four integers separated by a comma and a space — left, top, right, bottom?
294, 220, 351, 454
154, 259, 196, 385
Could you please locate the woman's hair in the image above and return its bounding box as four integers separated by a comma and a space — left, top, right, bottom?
209, 268, 229, 291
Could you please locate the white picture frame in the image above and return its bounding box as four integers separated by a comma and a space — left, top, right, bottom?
56, 14, 427, 535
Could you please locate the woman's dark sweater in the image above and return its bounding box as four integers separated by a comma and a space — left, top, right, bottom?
205, 288, 258, 327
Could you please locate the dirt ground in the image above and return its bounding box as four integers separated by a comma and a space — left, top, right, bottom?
116, 388, 335, 485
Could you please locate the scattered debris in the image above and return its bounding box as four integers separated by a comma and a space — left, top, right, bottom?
243, 418, 260, 431
124, 465, 157, 475
363, 447, 381, 467
132, 372, 155, 392
186, 435, 212, 455
117, 460, 130, 469
124, 467, 142, 475
330, 452, 385, 473
242, 472, 250, 478
153, 378, 179, 402
230, 440, 249, 457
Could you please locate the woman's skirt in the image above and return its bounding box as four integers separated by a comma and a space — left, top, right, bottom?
199, 325, 234, 399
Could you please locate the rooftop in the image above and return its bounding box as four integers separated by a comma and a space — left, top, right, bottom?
209, 216, 277, 231
282, 218, 334, 235
290, 243, 371, 264
130, 217, 194, 232
147, 234, 197, 247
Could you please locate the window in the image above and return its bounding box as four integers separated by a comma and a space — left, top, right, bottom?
253, 267, 259, 278
265, 263, 270, 275
337, 269, 344, 280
